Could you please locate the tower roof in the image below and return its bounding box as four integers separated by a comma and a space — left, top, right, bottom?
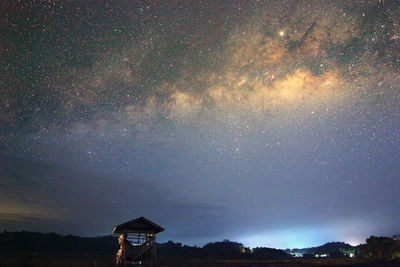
112, 216, 165, 234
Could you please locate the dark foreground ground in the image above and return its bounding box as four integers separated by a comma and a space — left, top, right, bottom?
1, 256, 400, 267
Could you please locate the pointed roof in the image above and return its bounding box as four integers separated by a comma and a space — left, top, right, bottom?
112, 216, 165, 234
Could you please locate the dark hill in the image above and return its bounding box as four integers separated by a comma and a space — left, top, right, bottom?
0, 231, 117, 256
310, 241, 354, 257
286, 241, 355, 258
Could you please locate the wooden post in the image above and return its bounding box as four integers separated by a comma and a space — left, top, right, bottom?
123, 234, 126, 267
123, 246, 125, 267
153, 238, 158, 267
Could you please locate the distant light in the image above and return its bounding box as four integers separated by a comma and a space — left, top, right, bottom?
346, 239, 362, 246
279, 31, 285, 37
237, 227, 328, 249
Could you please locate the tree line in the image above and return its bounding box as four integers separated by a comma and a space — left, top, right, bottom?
1, 231, 399, 260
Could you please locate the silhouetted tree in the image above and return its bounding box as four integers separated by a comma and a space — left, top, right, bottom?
363, 236, 400, 260
252, 247, 290, 259
202, 240, 246, 259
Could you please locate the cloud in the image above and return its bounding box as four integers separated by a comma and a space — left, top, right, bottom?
0, 155, 233, 240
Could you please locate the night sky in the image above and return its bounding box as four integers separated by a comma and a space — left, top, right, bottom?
1, 0, 400, 249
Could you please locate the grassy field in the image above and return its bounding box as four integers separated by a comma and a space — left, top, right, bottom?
159, 258, 400, 266
1, 256, 399, 267
0, 255, 114, 267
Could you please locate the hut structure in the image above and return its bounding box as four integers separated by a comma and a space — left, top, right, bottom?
113, 217, 164, 266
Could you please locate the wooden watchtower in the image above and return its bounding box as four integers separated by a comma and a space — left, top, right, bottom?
113, 216, 164, 266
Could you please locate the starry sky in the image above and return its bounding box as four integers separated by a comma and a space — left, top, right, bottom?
1, 0, 400, 249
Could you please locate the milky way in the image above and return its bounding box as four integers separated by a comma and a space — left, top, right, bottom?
1, 0, 400, 248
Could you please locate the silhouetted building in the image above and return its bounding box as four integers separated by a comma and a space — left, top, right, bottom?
113, 217, 164, 266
